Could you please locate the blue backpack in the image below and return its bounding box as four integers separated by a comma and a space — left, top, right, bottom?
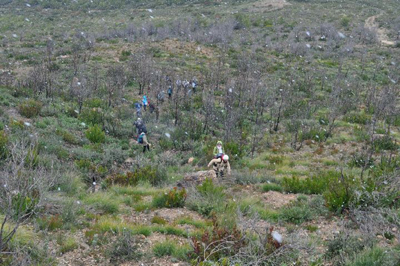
137, 133, 144, 144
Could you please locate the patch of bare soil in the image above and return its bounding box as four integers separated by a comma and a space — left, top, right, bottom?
249, 0, 290, 12
262, 191, 297, 209
365, 13, 395, 46
153, 208, 204, 222
6, 107, 31, 123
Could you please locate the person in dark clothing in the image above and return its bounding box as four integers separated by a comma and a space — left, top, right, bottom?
168, 85, 173, 99
134, 102, 142, 118
134, 118, 147, 135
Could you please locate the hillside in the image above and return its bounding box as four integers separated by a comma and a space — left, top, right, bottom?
0, 0, 399, 265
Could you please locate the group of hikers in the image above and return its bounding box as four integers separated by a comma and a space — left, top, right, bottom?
132, 77, 231, 178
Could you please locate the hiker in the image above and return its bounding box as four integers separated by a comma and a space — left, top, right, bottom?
176, 79, 182, 90
142, 95, 148, 111
218, 155, 231, 177
134, 118, 147, 135
191, 80, 197, 93
149, 102, 155, 113
157, 90, 165, 102
134, 102, 142, 118
207, 154, 231, 178
213, 141, 224, 158
137, 132, 151, 153
167, 85, 173, 99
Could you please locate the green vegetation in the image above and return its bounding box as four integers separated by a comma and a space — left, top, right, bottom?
0, 0, 399, 264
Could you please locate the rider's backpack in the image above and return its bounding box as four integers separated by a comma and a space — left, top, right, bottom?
137, 133, 144, 144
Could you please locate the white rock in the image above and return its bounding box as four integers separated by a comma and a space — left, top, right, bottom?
272, 231, 283, 244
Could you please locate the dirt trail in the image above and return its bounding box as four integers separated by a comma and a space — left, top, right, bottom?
365, 13, 395, 46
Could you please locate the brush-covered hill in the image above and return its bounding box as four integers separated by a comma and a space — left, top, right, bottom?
0, 0, 399, 265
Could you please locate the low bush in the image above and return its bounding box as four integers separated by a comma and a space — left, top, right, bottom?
301, 128, 328, 142
0, 130, 8, 159
186, 178, 227, 217
153, 240, 177, 257
85, 125, 105, 143
189, 218, 246, 262
279, 203, 313, 225
151, 216, 167, 225
323, 174, 359, 213
107, 230, 143, 263
79, 107, 103, 125
18, 99, 43, 118
36, 215, 63, 231
344, 111, 371, 125
262, 183, 283, 192
152, 187, 187, 208
59, 237, 78, 254
62, 131, 79, 145
266, 155, 285, 165
374, 136, 398, 151
346, 247, 400, 266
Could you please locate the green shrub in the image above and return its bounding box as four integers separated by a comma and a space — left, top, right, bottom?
79, 108, 103, 125
344, 112, 371, 125
346, 247, 400, 266
98, 201, 119, 214
353, 127, 369, 142
374, 136, 398, 151
325, 232, 368, 264
107, 230, 143, 263
153, 240, 176, 257
36, 215, 63, 231
279, 204, 313, 225
348, 154, 373, 168
266, 155, 285, 165
186, 178, 226, 217
262, 183, 283, 192
151, 215, 167, 225
18, 99, 43, 118
152, 187, 187, 208
301, 128, 327, 142
323, 174, 359, 213
62, 131, 79, 145
12, 193, 39, 220
282, 171, 338, 194
189, 218, 245, 262
0, 130, 8, 159
85, 125, 105, 143
59, 237, 78, 254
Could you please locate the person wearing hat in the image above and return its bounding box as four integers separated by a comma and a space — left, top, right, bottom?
134, 118, 147, 135
213, 141, 224, 158
137, 132, 151, 153
207, 154, 231, 178
218, 155, 231, 177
